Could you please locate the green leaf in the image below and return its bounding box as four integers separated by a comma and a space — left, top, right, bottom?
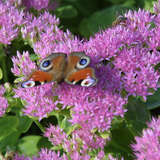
7, 97, 23, 113
0, 67, 3, 80
0, 116, 19, 140
69, 0, 99, 16
37, 137, 52, 149
149, 21, 156, 30
55, 5, 78, 18
134, 0, 144, 7
144, 0, 156, 12
105, 121, 135, 160
122, 0, 135, 7
18, 136, 52, 156
17, 116, 33, 133
146, 88, 160, 110
18, 136, 42, 156
59, 116, 73, 134
67, 124, 79, 136
125, 96, 151, 135
0, 45, 8, 82
60, 116, 68, 129
14, 77, 24, 83
0, 131, 20, 152
79, 5, 130, 38
107, 0, 126, 4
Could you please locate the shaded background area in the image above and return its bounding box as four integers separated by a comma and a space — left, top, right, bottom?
53, 0, 156, 38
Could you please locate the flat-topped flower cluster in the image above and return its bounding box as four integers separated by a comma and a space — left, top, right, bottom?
132, 117, 160, 160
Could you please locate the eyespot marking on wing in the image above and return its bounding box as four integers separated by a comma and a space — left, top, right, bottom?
81, 77, 97, 87
65, 67, 97, 86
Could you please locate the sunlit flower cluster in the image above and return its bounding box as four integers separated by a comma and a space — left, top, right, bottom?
14, 83, 57, 120
55, 82, 127, 132
132, 117, 160, 160
44, 124, 106, 159
84, 9, 160, 98
13, 149, 67, 160
11, 51, 37, 77
0, 1, 24, 44
22, 0, 49, 10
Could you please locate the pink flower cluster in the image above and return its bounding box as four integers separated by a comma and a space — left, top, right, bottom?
14, 154, 30, 160
0, 85, 8, 117
20, 11, 83, 59
13, 149, 67, 160
0, 1, 24, 44
44, 124, 105, 159
21, 11, 63, 58
132, 117, 160, 160
84, 9, 160, 98
13, 149, 124, 160
11, 51, 37, 77
3, 0, 58, 11
23, 0, 49, 10
14, 83, 57, 120
55, 82, 127, 132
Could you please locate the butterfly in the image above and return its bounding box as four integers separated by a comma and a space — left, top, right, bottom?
21, 52, 97, 88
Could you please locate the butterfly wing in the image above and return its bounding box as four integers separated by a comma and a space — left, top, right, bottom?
21, 53, 67, 88
64, 52, 97, 87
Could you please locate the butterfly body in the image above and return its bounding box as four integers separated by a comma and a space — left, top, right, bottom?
21, 52, 97, 88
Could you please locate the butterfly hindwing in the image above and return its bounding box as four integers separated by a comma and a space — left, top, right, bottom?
65, 52, 97, 87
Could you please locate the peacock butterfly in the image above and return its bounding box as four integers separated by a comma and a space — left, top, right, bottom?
21, 52, 97, 88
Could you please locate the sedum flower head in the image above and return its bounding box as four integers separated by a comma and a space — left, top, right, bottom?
11, 51, 37, 77
23, 0, 49, 10
132, 117, 160, 160
14, 83, 58, 120
0, 1, 24, 44
154, 0, 160, 14
34, 30, 83, 59
55, 82, 127, 132
13, 154, 30, 160
44, 124, 68, 146
33, 148, 67, 160
44, 124, 105, 159
21, 11, 59, 51
12, 149, 67, 160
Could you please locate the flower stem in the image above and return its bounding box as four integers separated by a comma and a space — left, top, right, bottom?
34, 119, 45, 133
